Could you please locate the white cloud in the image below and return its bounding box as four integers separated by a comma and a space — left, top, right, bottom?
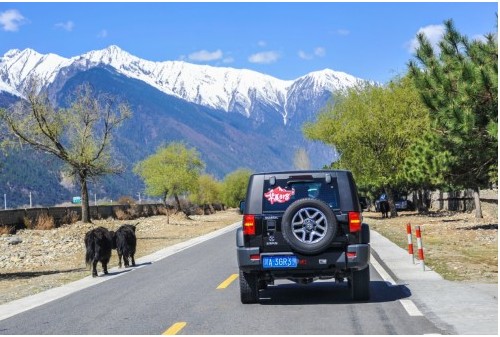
298, 47, 326, 60
314, 47, 326, 57
298, 50, 313, 60
55, 21, 74, 32
408, 24, 445, 53
336, 29, 350, 36
188, 49, 223, 62
222, 56, 234, 63
257, 40, 267, 47
248, 51, 280, 64
0, 9, 27, 32
97, 29, 108, 38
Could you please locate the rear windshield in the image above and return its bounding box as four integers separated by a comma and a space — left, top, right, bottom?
262, 178, 340, 213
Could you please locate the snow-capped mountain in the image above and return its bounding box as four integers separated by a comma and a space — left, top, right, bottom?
0, 45, 367, 206
0, 45, 363, 125
1, 48, 72, 96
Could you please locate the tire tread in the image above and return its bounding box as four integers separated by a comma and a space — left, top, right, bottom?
239, 270, 259, 304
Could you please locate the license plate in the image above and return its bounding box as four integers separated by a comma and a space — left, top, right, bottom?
262, 255, 298, 269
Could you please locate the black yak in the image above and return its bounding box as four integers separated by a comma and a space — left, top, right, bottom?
84, 227, 114, 277
379, 200, 390, 218
114, 224, 137, 268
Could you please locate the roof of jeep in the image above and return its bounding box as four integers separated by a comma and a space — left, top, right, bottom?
251, 169, 352, 176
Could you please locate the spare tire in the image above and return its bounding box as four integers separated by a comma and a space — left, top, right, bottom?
281, 198, 337, 255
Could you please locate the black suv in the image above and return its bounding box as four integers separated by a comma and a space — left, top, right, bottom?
236, 170, 370, 303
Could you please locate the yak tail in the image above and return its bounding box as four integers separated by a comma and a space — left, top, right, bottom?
84, 231, 96, 266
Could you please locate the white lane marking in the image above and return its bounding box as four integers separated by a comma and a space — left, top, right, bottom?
370, 254, 396, 285
370, 254, 424, 318
400, 299, 424, 316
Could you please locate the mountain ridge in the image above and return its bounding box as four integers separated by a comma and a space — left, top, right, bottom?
0, 45, 363, 124
0, 45, 364, 207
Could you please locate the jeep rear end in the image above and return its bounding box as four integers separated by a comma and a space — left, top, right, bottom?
236, 170, 371, 303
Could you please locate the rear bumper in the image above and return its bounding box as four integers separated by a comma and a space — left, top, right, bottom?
237, 243, 370, 273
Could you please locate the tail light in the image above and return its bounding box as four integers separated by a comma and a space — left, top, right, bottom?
348, 211, 362, 233
250, 254, 260, 261
243, 214, 256, 235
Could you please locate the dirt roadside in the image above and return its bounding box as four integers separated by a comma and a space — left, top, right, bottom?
0, 207, 497, 306
367, 205, 498, 283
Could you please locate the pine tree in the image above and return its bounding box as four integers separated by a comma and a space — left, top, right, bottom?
402, 132, 451, 211
408, 19, 498, 218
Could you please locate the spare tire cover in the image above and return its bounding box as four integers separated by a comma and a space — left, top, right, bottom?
281, 198, 337, 255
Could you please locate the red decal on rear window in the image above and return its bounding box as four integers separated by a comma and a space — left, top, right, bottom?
264, 186, 295, 204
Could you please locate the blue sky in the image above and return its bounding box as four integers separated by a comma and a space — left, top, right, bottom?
0, 2, 497, 83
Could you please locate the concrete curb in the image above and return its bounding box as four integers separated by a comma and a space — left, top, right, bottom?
370, 229, 498, 335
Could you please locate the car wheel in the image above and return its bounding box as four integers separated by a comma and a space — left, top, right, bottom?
360, 223, 370, 244
281, 198, 337, 255
350, 266, 370, 301
239, 270, 259, 304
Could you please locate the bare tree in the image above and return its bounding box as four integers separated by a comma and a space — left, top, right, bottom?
0, 79, 131, 222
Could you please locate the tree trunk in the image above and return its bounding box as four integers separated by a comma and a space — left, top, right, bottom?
473, 186, 483, 218
163, 192, 170, 224
385, 187, 398, 218
417, 189, 429, 213
79, 174, 91, 223
174, 193, 182, 213
416, 189, 423, 212
424, 189, 431, 210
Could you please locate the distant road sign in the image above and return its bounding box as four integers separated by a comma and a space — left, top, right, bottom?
72, 197, 81, 204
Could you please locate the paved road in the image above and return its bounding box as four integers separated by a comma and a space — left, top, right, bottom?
0, 223, 444, 335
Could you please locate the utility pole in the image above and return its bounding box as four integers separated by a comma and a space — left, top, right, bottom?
137, 192, 142, 204
29, 192, 32, 208
95, 193, 97, 206
3, 194, 6, 210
